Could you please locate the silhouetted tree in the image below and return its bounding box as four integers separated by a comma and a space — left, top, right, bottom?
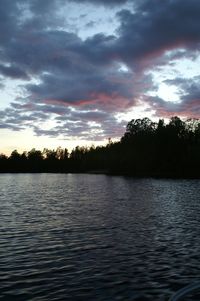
1, 116, 200, 177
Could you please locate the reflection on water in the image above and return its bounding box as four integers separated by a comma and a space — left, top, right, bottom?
0, 174, 200, 300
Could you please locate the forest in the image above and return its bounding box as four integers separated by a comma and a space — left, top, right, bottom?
1, 116, 200, 178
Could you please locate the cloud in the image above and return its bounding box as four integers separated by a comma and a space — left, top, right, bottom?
0, 0, 20, 43
116, 0, 200, 65
0, 0, 200, 142
144, 76, 200, 118
69, 0, 128, 6
0, 64, 29, 80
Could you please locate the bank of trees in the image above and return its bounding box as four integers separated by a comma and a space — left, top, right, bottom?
118, 116, 200, 177
1, 116, 200, 177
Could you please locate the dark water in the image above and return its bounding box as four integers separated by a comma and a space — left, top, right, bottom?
0, 174, 200, 301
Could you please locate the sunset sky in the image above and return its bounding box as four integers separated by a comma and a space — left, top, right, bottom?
1, 0, 200, 154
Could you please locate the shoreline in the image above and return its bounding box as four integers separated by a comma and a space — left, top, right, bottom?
0, 170, 200, 179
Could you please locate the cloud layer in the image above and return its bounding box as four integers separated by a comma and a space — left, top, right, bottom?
0, 0, 200, 141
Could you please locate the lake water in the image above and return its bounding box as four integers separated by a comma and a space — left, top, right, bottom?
0, 174, 200, 301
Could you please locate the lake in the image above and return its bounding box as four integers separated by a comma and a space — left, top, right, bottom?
0, 174, 200, 301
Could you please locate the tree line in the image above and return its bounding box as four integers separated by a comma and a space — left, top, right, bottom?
1, 116, 200, 177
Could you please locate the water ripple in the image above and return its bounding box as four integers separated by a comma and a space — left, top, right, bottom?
0, 174, 200, 300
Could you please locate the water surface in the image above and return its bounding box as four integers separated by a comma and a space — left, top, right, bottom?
0, 174, 200, 300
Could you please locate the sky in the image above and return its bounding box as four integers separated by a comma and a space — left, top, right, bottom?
1, 0, 200, 154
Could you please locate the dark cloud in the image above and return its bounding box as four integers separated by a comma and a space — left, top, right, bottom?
0, 0, 20, 43
177, 77, 200, 118
69, 0, 128, 6
28, 0, 64, 14
116, 0, 200, 64
0, 0, 200, 142
25, 65, 133, 106
85, 21, 96, 28
32, 127, 61, 138
0, 123, 23, 131
0, 64, 29, 80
